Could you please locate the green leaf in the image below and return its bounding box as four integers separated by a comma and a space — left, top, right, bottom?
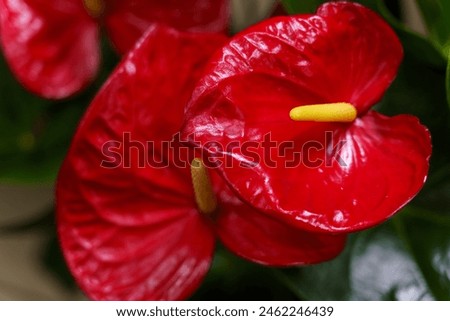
278, 212, 450, 300
447, 52, 450, 109
0, 36, 118, 184
371, 0, 445, 68
281, 0, 446, 68
43, 235, 77, 290
0, 56, 110, 183
280, 0, 380, 13
377, 54, 450, 179
191, 247, 297, 300
277, 242, 353, 300
397, 209, 450, 300
415, 0, 450, 51
414, 171, 450, 213
281, 0, 323, 14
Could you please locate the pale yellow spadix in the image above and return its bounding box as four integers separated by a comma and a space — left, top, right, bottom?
191, 158, 218, 216
83, 0, 104, 17
289, 103, 357, 122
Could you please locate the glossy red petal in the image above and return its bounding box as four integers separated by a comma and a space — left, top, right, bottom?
58, 178, 215, 300
103, 0, 230, 54
183, 1, 402, 123
181, 2, 420, 233
197, 111, 431, 233
57, 25, 226, 300
0, 0, 99, 99
214, 175, 347, 266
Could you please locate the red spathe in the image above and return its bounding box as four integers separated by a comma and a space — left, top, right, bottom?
181, 2, 432, 233
0, 0, 230, 99
57, 25, 346, 301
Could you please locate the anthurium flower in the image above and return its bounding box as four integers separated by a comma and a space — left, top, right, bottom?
181, 2, 432, 233
56, 24, 346, 300
0, 0, 229, 99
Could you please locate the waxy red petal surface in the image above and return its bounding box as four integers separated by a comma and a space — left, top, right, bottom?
214, 175, 347, 266
103, 0, 230, 54
58, 22, 347, 300
184, 2, 402, 117
0, 0, 99, 99
216, 111, 430, 233
57, 26, 226, 300
182, 2, 431, 233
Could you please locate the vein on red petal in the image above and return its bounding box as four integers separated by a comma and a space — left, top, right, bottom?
214, 175, 346, 266
59, 208, 215, 300
212, 111, 431, 233
181, 2, 415, 233
184, 1, 403, 129
57, 25, 226, 300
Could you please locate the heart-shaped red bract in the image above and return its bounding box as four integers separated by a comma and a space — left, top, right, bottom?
0, 0, 230, 99
57, 24, 346, 301
0, 0, 99, 99
181, 2, 432, 233
103, 0, 230, 54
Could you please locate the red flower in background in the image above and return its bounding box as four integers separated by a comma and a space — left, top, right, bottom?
0, 0, 229, 99
181, 2, 432, 233
56, 25, 345, 300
